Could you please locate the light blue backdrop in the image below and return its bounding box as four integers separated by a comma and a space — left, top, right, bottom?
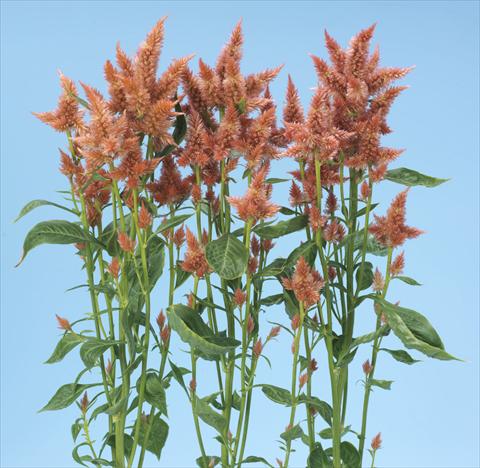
1, 1, 479, 467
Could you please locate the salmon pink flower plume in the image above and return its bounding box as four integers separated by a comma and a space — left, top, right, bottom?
118, 231, 136, 253
282, 256, 324, 307
390, 251, 405, 276
55, 314, 72, 331
181, 228, 211, 278
33, 72, 84, 132
369, 189, 423, 248
228, 165, 279, 224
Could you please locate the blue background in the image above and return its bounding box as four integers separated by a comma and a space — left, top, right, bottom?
1, 1, 479, 467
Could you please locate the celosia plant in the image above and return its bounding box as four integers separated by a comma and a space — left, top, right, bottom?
16, 18, 456, 468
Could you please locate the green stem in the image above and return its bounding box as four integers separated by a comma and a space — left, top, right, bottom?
358, 247, 392, 463
283, 301, 305, 468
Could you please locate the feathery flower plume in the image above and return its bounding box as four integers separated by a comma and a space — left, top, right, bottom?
248, 256, 259, 275
33, 72, 84, 132
282, 256, 324, 307
228, 165, 279, 224
161, 326, 171, 345
369, 189, 423, 248
283, 75, 304, 126
181, 228, 211, 278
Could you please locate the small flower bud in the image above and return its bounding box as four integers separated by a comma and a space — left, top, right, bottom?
233, 288, 247, 308
173, 225, 186, 249
360, 181, 371, 200
371, 432, 382, 450
251, 236, 260, 257
328, 265, 337, 281
372, 268, 385, 292
248, 256, 258, 275
325, 191, 338, 214
156, 310, 166, 330
189, 378, 197, 393
291, 339, 296, 354
191, 184, 201, 205
75, 242, 86, 251
262, 239, 274, 253
268, 325, 281, 339
80, 391, 89, 414
309, 358, 318, 372
105, 359, 113, 375
362, 359, 373, 375
160, 325, 171, 345
108, 257, 120, 279
117, 231, 136, 253
55, 314, 72, 331
247, 316, 255, 336
291, 313, 300, 331
253, 338, 263, 358
276, 458, 284, 468
138, 203, 152, 229
299, 372, 309, 388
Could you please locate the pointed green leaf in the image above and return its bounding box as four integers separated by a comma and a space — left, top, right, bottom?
196, 396, 227, 434
140, 373, 168, 415
370, 379, 393, 390
167, 304, 240, 359
253, 215, 307, 239
80, 338, 119, 369
40, 383, 100, 412
375, 298, 458, 360
394, 275, 422, 286
155, 214, 192, 235
299, 395, 333, 426
241, 456, 274, 467
45, 333, 86, 364
355, 261, 374, 291
15, 199, 76, 222
307, 445, 331, 468
385, 167, 449, 188
137, 413, 169, 460
380, 348, 420, 364
261, 384, 291, 406
206, 234, 249, 280
281, 424, 305, 442
17, 220, 94, 266
340, 441, 360, 468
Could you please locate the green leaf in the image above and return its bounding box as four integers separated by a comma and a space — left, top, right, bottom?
299, 395, 333, 426
286, 240, 317, 268
104, 396, 128, 416
355, 261, 374, 291
156, 100, 187, 157
380, 348, 420, 364
265, 177, 289, 184
261, 384, 291, 406
168, 360, 190, 396
307, 445, 331, 468
254, 215, 307, 239
80, 338, 119, 369
155, 214, 192, 235
40, 383, 99, 412
196, 396, 227, 434
394, 275, 422, 286
16, 220, 94, 266
14, 199, 76, 222
167, 304, 240, 360
259, 294, 284, 306
196, 456, 221, 468
137, 413, 169, 460
205, 234, 249, 280
258, 257, 288, 277
342, 231, 388, 257
106, 433, 133, 460
141, 373, 168, 415
280, 424, 305, 442
72, 442, 92, 467
385, 167, 449, 188
336, 348, 358, 368
375, 298, 458, 360
45, 333, 86, 364
351, 325, 389, 348
241, 456, 274, 467
319, 425, 351, 440
341, 441, 361, 468
71, 421, 82, 442
370, 379, 393, 390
